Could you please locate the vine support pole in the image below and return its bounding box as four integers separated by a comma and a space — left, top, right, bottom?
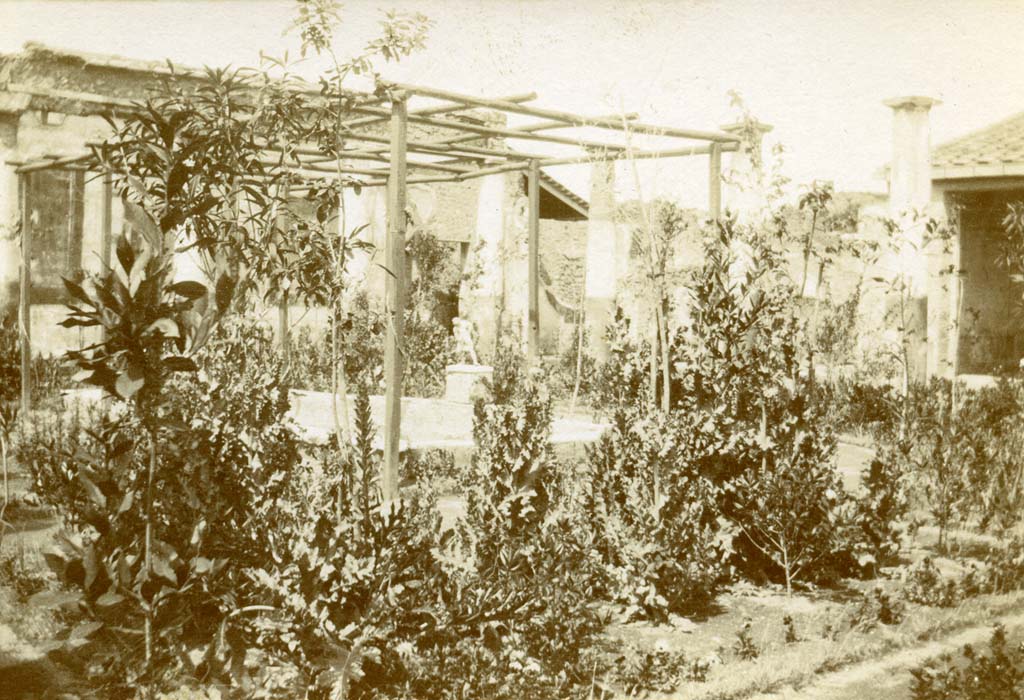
18, 173, 31, 422
709, 142, 722, 223
382, 92, 408, 502
527, 159, 540, 363
100, 175, 113, 343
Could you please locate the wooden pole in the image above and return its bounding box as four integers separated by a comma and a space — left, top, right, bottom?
278, 182, 291, 363
527, 160, 540, 363
386, 81, 742, 143
340, 91, 537, 131
100, 176, 113, 269
709, 143, 722, 222
100, 176, 112, 344
382, 93, 408, 502
18, 174, 31, 419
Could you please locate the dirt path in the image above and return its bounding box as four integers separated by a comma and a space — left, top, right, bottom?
746, 612, 1024, 700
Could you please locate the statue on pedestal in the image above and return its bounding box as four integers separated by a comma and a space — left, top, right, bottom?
452, 316, 479, 365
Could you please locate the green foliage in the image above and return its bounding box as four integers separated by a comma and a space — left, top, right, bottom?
911, 625, 1024, 700
1, 313, 74, 409
32, 315, 302, 697
902, 557, 960, 608
579, 407, 727, 619
590, 311, 650, 414
247, 386, 442, 699
287, 288, 455, 398
849, 586, 904, 629
614, 643, 710, 694
727, 404, 847, 592
733, 619, 760, 660
852, 446, 911, 569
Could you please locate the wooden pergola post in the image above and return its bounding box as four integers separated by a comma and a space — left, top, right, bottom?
709, 142, 722, 222
18, 173, 31, 419
527, 160, 540, 362
382, 92, 408, 502
100, 176, 113, 343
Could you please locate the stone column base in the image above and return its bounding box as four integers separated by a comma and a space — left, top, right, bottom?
445, 364, 493, 403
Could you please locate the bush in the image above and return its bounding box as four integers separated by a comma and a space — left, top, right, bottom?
579, 407, 727, 619
910, 625, 1024, 700
28, 317, 305, 697
851, 443, 912, 570
902, 557, 960, 608
727, 402, 850, 592
287, 290, 455, 398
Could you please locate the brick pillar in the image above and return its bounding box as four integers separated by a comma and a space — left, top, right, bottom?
584, 160, 616, 360
884, 96, 939, 383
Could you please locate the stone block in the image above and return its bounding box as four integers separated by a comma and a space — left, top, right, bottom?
445, 364, 493, 403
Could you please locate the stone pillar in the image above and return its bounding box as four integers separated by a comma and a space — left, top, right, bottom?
884, 96, 939, 383
584, 160, 617, 360
720, 120, 773, 224
0, 109, 21, 318
459, 173, 506, 356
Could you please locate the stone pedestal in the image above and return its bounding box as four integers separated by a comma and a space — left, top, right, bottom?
445, 364, 493, 403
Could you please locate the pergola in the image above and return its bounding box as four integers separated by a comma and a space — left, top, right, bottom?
10, 79, 741, 498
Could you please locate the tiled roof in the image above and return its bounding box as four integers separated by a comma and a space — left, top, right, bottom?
539, 172, 589, 217
932, 111, 1024, 179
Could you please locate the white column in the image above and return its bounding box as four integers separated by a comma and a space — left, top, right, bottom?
884, 95, 939, 382
584, 160, 616, 359
459, 173, 506, 354
0, 158, 19, 315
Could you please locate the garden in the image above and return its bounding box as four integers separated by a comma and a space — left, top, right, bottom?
3, 4, 1024, 700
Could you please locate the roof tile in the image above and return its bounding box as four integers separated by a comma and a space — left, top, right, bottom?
933, 111, 1024, 169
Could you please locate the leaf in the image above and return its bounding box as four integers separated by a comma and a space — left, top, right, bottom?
62, 278, 91, 304
96, 590, 126, 607
78, 473, 107, 509
115, 235, 136, 276
168, 280, 209, 300
191, 557, 213, 575
115, 370, 145, 401
215, 273, 237, 315
29, 590, 81, 609
69, 620, 104, 640
145, 318, 180, 339
152, 555, 177, 584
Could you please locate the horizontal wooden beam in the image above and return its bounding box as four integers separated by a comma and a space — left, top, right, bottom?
384, 81, 742, 143
13, 152, 94, 173
541, 141, 739, 167
348, 104, 629, 152
339, 91, 536, 131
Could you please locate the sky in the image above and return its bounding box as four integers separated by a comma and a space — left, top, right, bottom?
4, 0, 1024, 206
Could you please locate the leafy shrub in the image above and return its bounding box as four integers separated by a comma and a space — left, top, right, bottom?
733, 619, 760, 660
287, 290, 455, 398
727, 403, 850, 592
247, 386, 444, 699
579, 407, 727, 619
0, 312, 17, 405
817, 377, 899, 439
590, 310, 652, 415
910, 625, 1024, 700
963, 538, 1024, 596
614, 642, 710, 694
30, 315, 303, 697
849, 586, 904, 629
852, 444, 912, 570
902, 557, 959, 608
